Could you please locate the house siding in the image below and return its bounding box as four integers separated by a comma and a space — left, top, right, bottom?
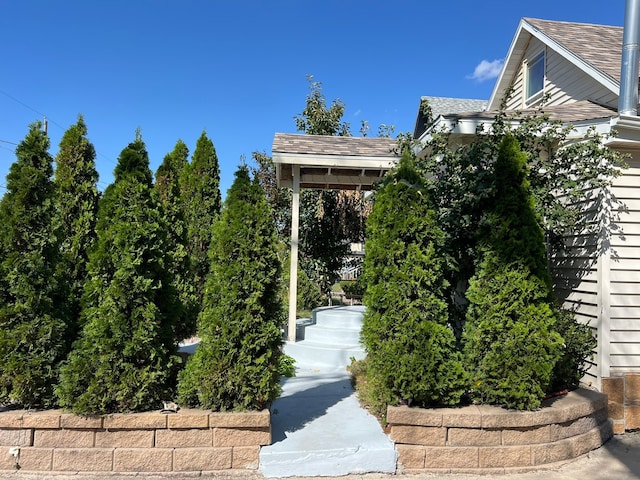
505, 39, 617, 111
608, 152, 640, 374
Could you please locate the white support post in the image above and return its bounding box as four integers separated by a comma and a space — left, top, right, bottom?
288, 166, 301, 342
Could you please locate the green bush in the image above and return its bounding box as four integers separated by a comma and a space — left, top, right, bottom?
361, 152, 466, 408
56, 134, 180, 414
0, 122, 70, 408
340, 278, 364, 298
177, 166, 284, 411
549, 306, 596, 392
463, 136, 563, 410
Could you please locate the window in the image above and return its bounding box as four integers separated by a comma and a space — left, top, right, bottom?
525, 51, 545, 103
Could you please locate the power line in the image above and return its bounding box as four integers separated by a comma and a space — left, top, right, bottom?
0, 139, 18, 146
0, 88, 65, 131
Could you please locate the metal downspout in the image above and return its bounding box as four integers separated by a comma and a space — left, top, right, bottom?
619, 0, 640, 115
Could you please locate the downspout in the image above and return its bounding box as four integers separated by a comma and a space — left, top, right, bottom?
619, 0, 640, 115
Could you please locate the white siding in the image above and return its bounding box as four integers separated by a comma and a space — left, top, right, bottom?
551, 194, 601, 386
505, 39, 617, 110
608, 153, 640, 374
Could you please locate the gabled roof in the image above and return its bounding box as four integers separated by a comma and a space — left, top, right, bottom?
272, 133, 399, 190
488, 18, 623, 110
414, 96, 488, 138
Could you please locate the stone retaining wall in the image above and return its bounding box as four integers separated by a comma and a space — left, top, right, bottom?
387, 388, 612, 474
602, 373, 640, 433
0, 408, 270, 474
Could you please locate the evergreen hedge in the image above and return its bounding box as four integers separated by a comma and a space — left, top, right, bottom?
177, 166, 284, 411
463, 136, 563, 410
361, 153, 466, 409
56, 134, 180, 414
0, 122, 69, 408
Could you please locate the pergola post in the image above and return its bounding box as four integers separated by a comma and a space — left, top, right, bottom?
287, 165, 300, 342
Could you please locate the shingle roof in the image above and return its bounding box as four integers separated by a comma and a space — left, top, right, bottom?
524, 18, 622, 84
445, 100, 617, 124
414, 97, 488, 138
272, 133, 399, 158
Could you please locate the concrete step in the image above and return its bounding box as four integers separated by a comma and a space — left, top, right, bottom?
303, 324, 361, 346
283, 341, 365, 369
314, 306, 365, 329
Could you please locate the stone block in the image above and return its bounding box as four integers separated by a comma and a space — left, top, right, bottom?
531, 438, 573, 465
442, 406, 482, 428
156, 428, 213, 447
231, 445, 260, 469
424, 446, 478, 469
389, 425, 446, 446
21, 411, 61, 429
33, 429, 94, 448
209, 410, 270, 428
625, 373, 640, 404
550, 412, 603, 442
608, 401, 625, 420
625, 405, 640, 430
213, 427, 271, 447
18, 448, 53, 471
52, 448, 113, 471
502, 426, 550, 446
95, 429, 155, 448
173, 447, 232, 471
568, 423, 611, 457
0, 429, 32, 447
479, 446, 531, 468
0, 449, 17, 470
60, 414, 103, 429
113, 448, 173, 472
448, 428, 501, 446
396, 444, 425, 469
602, 376, 625, 404
167, 409, 209, 429
386, 405, 443, 427
613, 420, 626, 434
478, 405, 541, 429
0, 413, 24, 429
104, 413, 166, 430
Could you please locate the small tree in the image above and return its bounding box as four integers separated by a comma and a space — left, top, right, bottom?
0, 121, 69, 408
156, 140, 198, 340
178, 166, 284, 411
181, 131, 222, 310
54, 115, 100, 336
361, 152, 466, 412
56, 132, 180, 414
463, 136, 563, 410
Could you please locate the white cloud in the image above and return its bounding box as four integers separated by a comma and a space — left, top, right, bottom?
353, 109, 362, 117
468, 59, 504, 82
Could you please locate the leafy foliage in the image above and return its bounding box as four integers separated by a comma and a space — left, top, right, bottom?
462, 136, 563, 410
54, 115, 100, 336
0, 122, 70, 408
177, 166, 284, 411
155, 140, 198, 340
56, 134, 180, 414
418, 106, 626, 337
182, 131, 222, 310
361, 152, 466, 408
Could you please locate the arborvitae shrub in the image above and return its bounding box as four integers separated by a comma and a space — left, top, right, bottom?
0, 121, 69, 408
54, 115, 99, 337
155, 140, 198, 341
361, 152, 466, 408
56, 134, 180, 414
177, 166, 284, 411
463, 135, 563, 410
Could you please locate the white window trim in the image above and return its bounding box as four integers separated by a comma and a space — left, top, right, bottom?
524, 50, 546, 107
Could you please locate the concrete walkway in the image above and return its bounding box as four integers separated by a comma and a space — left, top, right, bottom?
259, 307, 397, 477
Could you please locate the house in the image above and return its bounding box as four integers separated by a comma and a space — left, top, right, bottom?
272, 8, 640, 432
413, 14, 640, 432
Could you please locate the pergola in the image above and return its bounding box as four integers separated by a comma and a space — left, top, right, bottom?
271, 133, 400, 341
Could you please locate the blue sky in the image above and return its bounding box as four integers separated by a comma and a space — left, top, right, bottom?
0, 1, 626, 195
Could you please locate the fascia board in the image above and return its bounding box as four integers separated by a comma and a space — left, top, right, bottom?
272, 152, 396, 169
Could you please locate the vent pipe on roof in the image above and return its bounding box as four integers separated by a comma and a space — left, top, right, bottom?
619, 0, 640, 116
